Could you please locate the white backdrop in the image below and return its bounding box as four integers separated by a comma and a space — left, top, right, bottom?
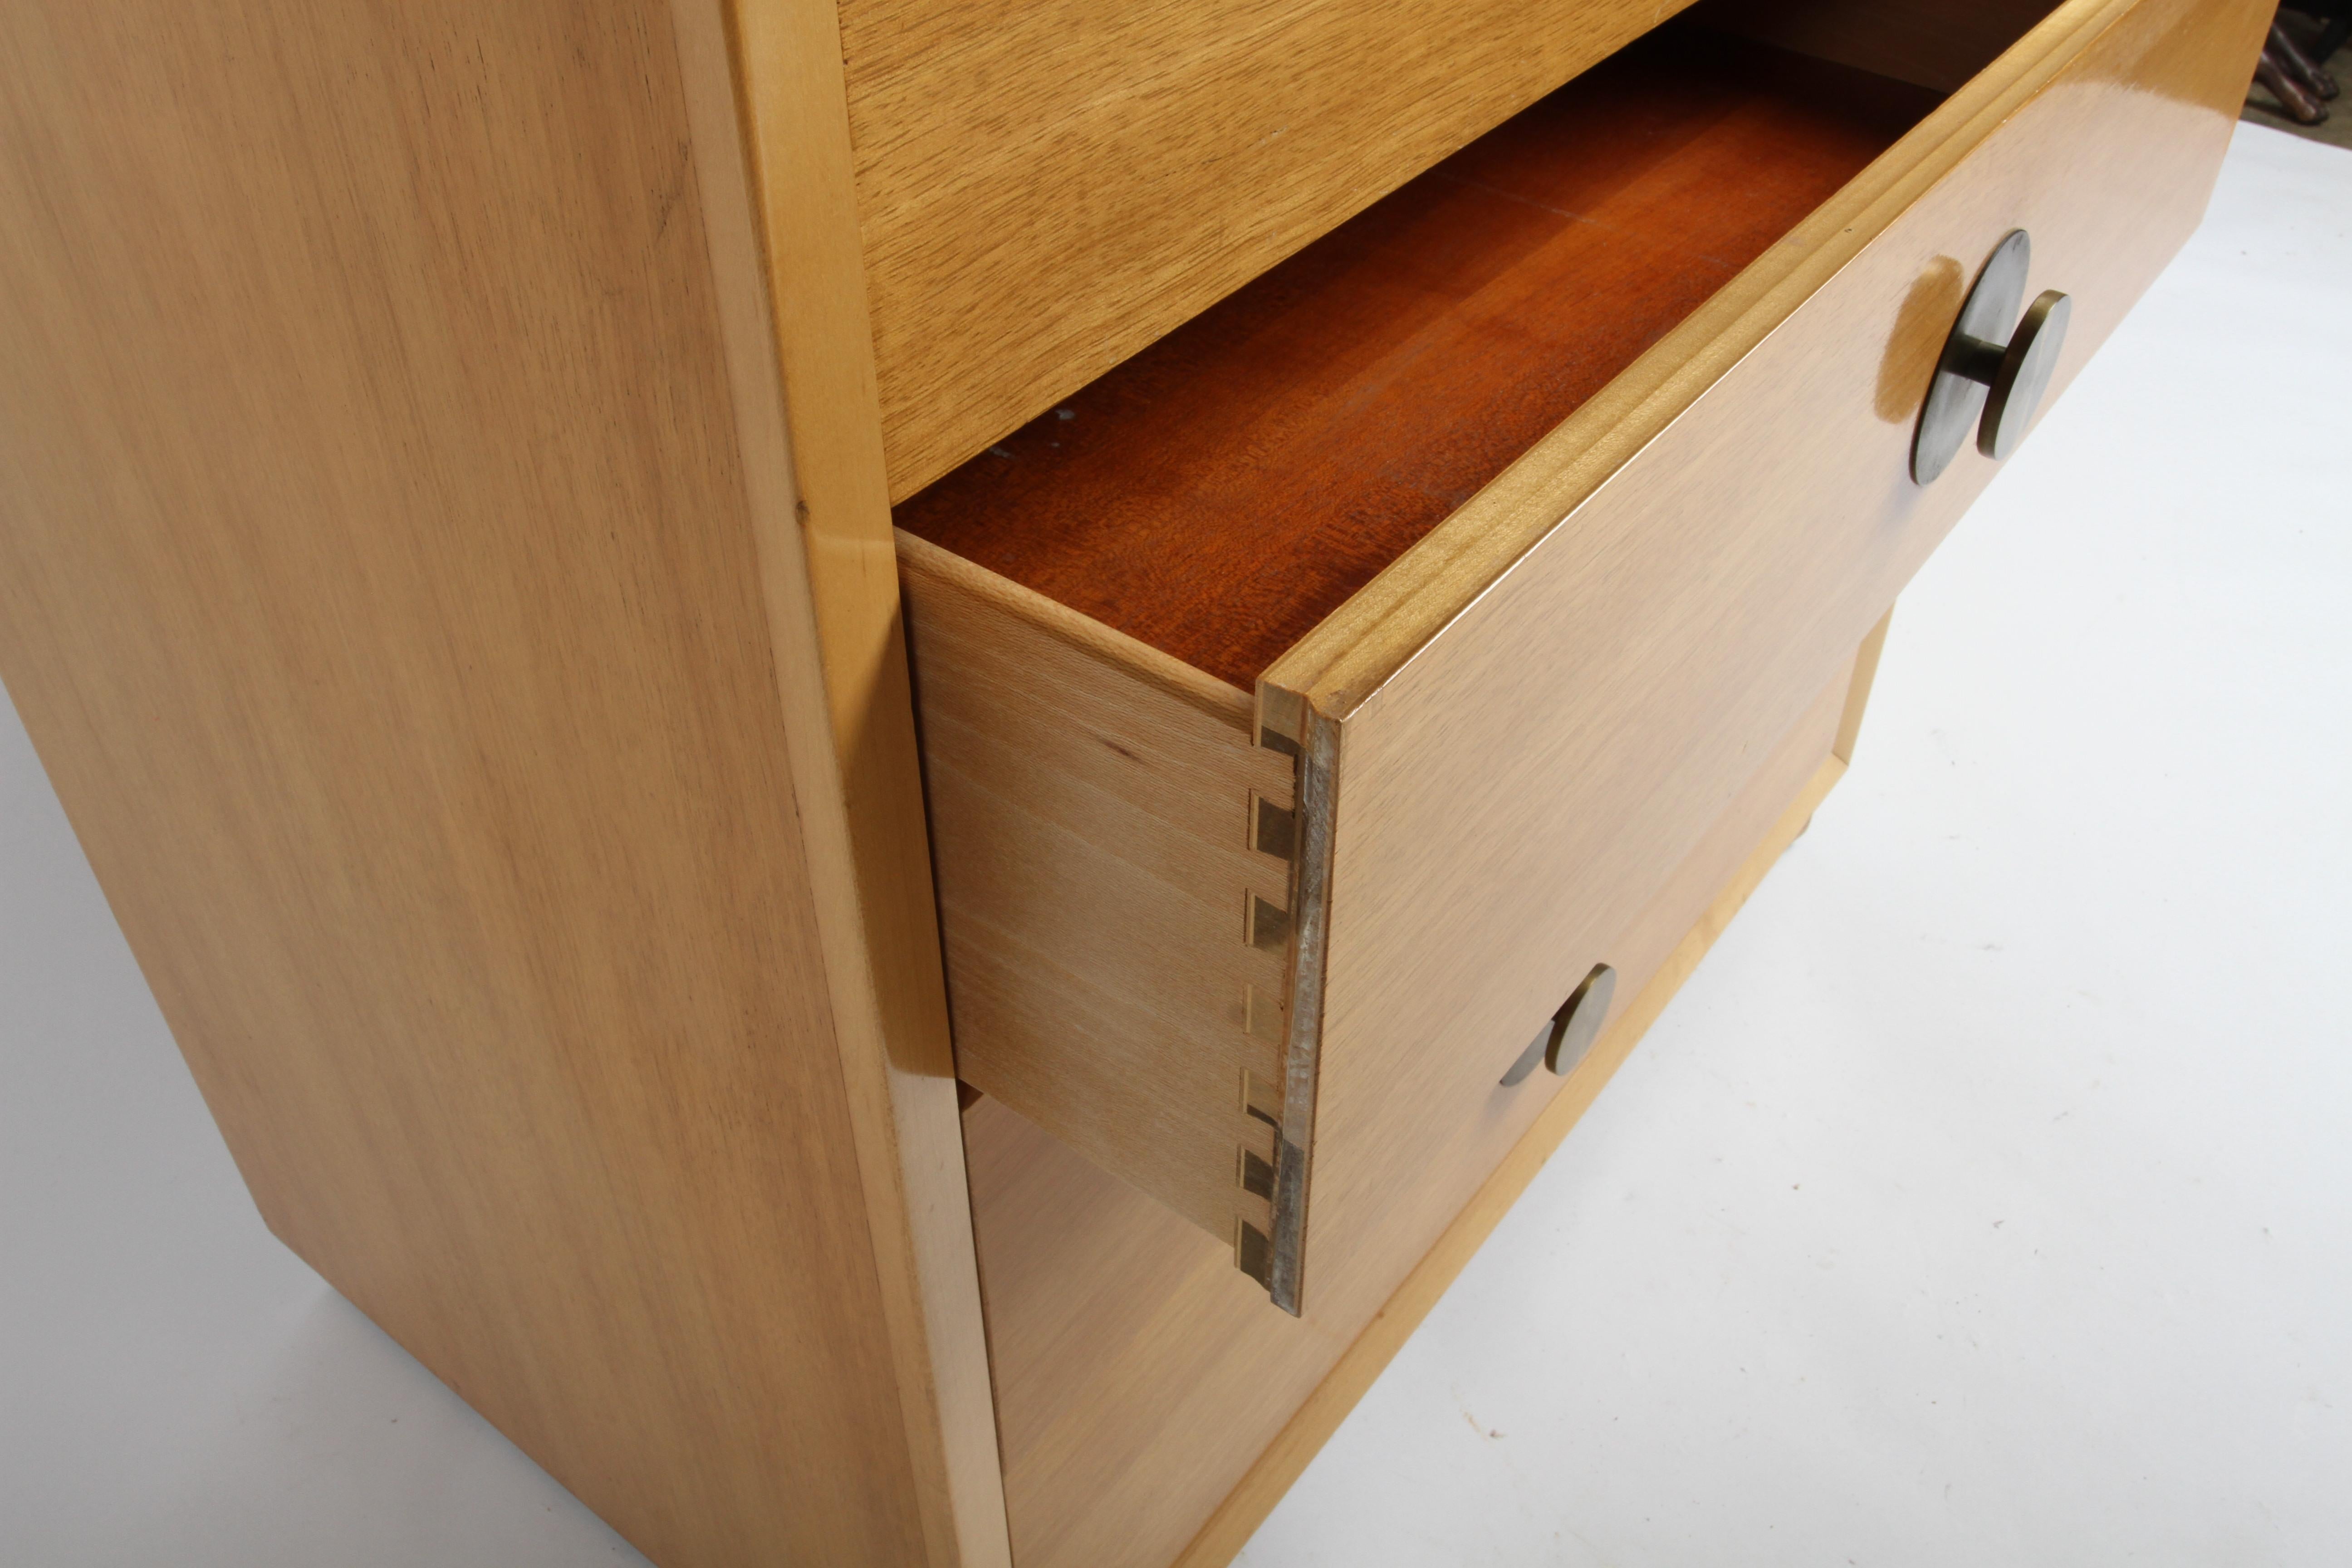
5, 123, 2347, 1567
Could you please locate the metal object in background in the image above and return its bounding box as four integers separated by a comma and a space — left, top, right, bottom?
2259, 19, 2338, 122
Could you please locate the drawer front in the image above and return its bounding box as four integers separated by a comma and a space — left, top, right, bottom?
843, 0, 1699, 501
1257, 0, 2265, 1316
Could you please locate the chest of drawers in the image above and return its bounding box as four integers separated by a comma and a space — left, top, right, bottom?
0, 0, 2265, 1563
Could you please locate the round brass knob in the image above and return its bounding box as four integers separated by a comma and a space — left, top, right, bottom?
1499, 963, 1617, 1087
1911, 230, 2073, 483
1975, 289, 2071, 461
1545, 963, 1616, 1077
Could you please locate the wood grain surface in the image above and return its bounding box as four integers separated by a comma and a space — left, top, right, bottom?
1172, 738, 1860, 1568
1837, 608, 1897, 762
967, 662, 1860, 1568
895, 31, 1936, 691
1262, 0, 2258, 710
0, 4, 1004, 1564
700, 0, 1014, 1555
899, 534, 1294, 1247
1269, 0, 2262, 1341
843, 0, 1709, 499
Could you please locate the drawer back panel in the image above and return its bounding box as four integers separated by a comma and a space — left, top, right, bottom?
842, 0, 1700, 500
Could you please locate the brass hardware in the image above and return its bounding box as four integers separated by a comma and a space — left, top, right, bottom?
1499, 963, 1618, 1087
1976, 289, 2070, 460
1912, 230, 2073, 483
1546, 964, 1616, 1076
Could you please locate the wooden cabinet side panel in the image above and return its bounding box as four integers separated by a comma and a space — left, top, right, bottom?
675, 2, 1010, 1560
901, 536, 1294, 1245
0, 5, 983, 1563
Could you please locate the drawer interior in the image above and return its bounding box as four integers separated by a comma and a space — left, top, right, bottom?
896, 22, 1947, 690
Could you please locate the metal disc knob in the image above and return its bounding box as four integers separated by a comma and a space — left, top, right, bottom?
1499, 964, 1617, 1087
1974, 289, 2070, 461
1912, 230, 2073, 483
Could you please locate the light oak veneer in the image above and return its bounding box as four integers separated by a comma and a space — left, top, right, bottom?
0, 0, 2269, 1563
901, 0, 2266, 1323
842, 0, 1711, 499
969, 660, 1864, 1568
0, 3, 1007, 1564
896, 34, 1935, 690
1259, 0, 2266, 1325
900, 534, 1295, 1246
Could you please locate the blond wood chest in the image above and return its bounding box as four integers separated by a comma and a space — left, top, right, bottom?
0, 0, 2266, 1562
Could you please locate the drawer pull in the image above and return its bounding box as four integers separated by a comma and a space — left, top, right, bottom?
1912, 230, 2073, 483
1499, 964, 1618, 1087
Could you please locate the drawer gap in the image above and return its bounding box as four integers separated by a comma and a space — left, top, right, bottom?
892, 16, 2019, 692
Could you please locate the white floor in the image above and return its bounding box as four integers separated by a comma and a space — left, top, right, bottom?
5, 123, 2347, 1568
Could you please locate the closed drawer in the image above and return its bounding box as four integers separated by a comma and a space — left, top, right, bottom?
897, 0, 2263, 1319
844, 0, 1711, 500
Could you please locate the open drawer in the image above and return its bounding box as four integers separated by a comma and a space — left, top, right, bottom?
897, 0, 2261, 1315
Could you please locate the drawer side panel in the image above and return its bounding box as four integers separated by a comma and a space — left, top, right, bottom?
900, 535, 1295, 1247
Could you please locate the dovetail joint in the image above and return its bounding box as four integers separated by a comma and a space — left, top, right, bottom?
1252, 795, 1296, 860
1235, 1219, 1273, 1287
